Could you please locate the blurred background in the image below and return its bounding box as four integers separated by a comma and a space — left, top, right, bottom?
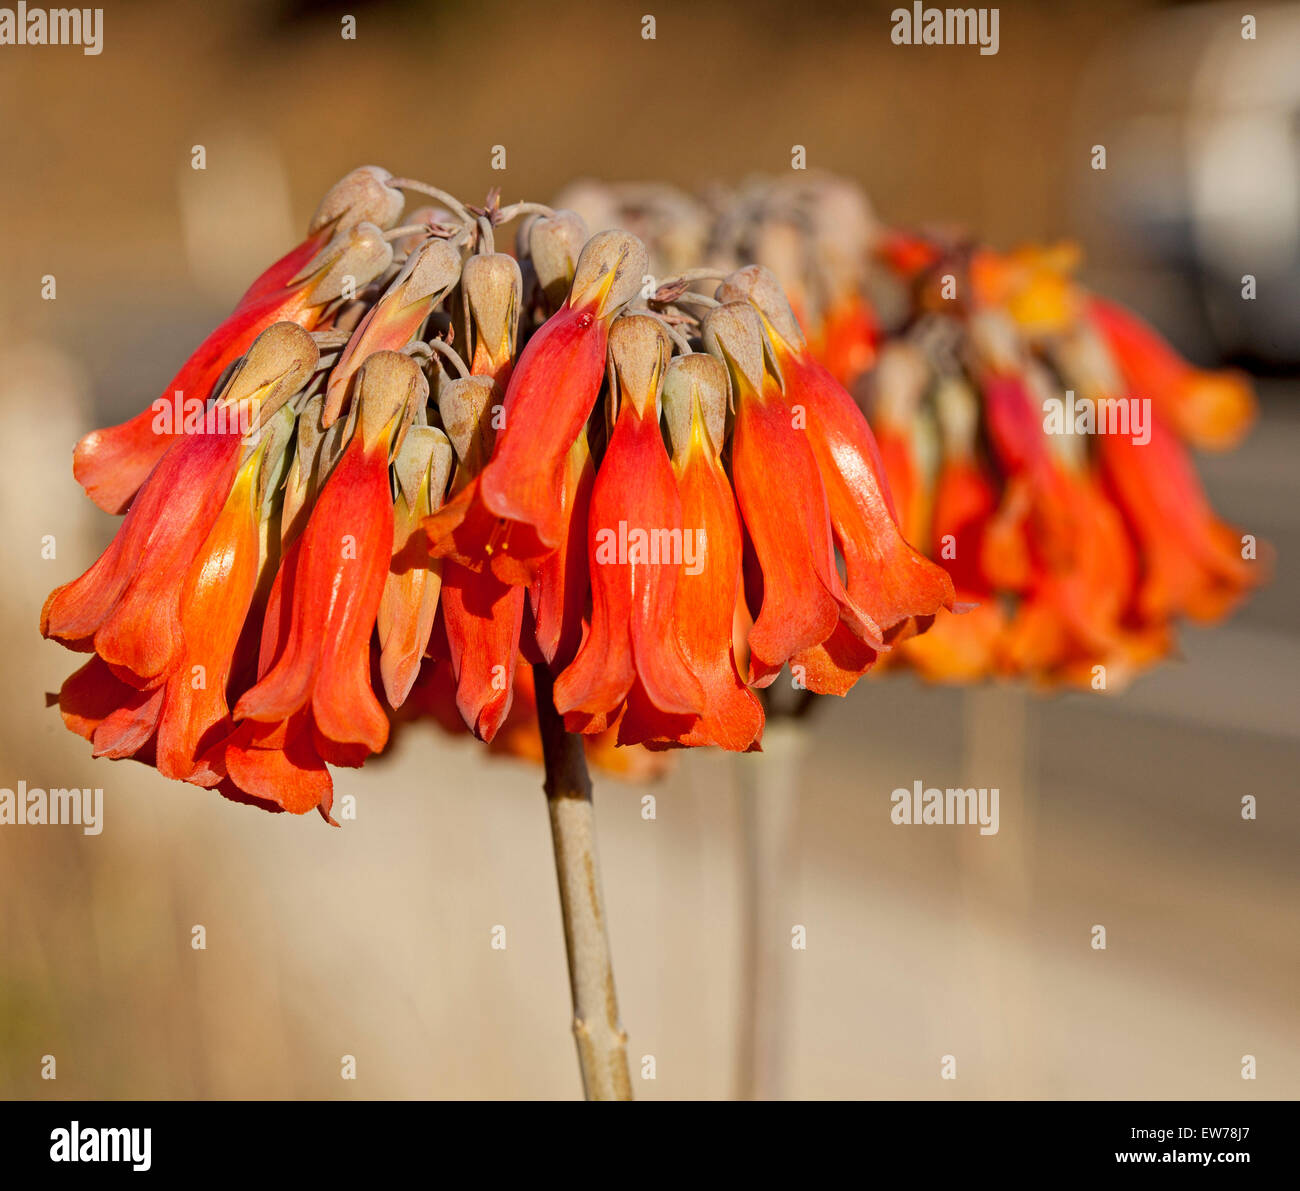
1, 0, 1297, 1099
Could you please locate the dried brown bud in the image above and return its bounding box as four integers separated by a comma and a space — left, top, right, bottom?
608, 314, 669, 417
294, 222, 394, 305
570, 230, 648, 320
310, 166, 405, 235
215, 321, 320, 426
663, 352, 729, 460
437, 374, 498, 471
353, 350, 428, 452
702, 302, 769, 399
529, 210, 589, 310
394, 424, 454, 512
462, 253, 523, 369
716, 265, 806, 352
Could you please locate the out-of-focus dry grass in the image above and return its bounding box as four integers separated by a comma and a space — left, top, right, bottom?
2, 0, 1297, 1099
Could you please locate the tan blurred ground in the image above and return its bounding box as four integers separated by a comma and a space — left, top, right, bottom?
1, 0, 1297, 1099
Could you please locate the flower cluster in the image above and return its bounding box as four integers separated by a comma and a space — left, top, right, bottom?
559, 176, 1266, 688
42, 167, 956, 820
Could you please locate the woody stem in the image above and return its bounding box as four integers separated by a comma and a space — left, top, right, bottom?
532, 662, 633, 1101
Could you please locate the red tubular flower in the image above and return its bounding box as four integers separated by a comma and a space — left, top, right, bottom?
553, 315, 706, 743
475, 230, 647, 559
225, 351, 423, 817
377, 426, 453, 708
527, 430, 594, 669
423, 254, 558, 587
897, 377, 1005, 682
47, 432, 243, 675
718, 268, 955, 649
507, 229, 597, 660
1086, 295, 1255, 450
1040, 321, 1260, 658
702, 301, 882, 694
322, 238, 461, 427
902, 470, 1005, 682
975, 348, 1157, 678
54, 655, 164, 762
153, 430, 284, 783
49, 362, 306, 774
73, 168, 401, 514
1099, 412, 1259, 624
428, 374, 527, 741
439, 564, 527, 742
42, 324, 320, 685
659, 354, 764, 750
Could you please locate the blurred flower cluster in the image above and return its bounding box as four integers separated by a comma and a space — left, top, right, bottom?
559, 176, 1266, 688
42, 167, 958, 820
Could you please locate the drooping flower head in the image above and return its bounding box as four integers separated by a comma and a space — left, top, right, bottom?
55, 167, 1176, 825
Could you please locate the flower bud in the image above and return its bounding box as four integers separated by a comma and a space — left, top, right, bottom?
663, 352, 728, 460
437, 374, 498, 471
716, 264, 806, 352
462, 253, 523, 372
293, 222, 394, 305
280, 394, 348, 546
321, 238, 460, 426
702, 302, 769, 399
530, 210, 589, 310
253, 403, 299, 514
394, 425, 454, 512
215, 322, 320, 429
570, 230, 648, 319
353, 350, 428, 453
608, 314, 669, 417
309, 165, 405, 235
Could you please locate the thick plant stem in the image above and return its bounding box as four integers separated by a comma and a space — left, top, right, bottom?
734, 715, 807, 1100
532, 663, 633, 1102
